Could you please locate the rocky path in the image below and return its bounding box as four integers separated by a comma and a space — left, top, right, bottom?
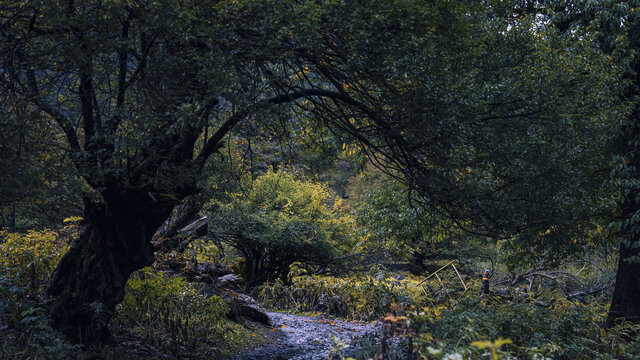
232, 312, 380, 360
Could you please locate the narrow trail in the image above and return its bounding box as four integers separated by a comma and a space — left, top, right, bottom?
232, 312, 380, 360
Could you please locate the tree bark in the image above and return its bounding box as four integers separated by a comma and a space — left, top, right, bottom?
11, 202, 16, 232
46, 193, 175, 344
153, 199, 201, 249
607, 193, 640, 327
606, 240, 640, 327
607, 108, 640, 327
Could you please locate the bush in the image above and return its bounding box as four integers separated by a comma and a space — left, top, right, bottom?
112, 268, 229, 357
0, 276, 83, 359
206, 170, 356, 287
0, 227, 71, 290
259, 273, 427, 320
411, 295, 640, 360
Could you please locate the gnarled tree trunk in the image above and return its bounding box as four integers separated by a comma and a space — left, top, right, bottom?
46, 192, 176, 344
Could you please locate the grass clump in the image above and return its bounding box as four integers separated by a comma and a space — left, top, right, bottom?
259, 272, 429, 320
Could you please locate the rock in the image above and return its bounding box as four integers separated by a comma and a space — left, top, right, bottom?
178, 216, 209, 237
222, 289, 271, 325
199, 276, 271, 326
199, 283, 219, 298
179, 262, 233, 284
216, 274, 240, 290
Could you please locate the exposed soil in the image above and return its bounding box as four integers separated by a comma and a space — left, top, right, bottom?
232, 312, 380, 360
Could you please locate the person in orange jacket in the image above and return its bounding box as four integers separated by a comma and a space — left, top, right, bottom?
481, 269, 490, 295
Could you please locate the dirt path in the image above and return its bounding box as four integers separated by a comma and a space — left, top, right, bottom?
232, 312, 380, 360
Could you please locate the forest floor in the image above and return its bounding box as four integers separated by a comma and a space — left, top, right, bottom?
231, 311, 380, 360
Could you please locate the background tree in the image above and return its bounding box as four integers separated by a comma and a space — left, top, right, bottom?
514, 0, 640, 326
206, 170, 355, 287
0, 0, 341, 342
0, 95, 82, 230
350, 172, 489, 271
266, 0, 620, 264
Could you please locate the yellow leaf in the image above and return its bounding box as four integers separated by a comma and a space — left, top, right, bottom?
471, 340, 491, 350
495, 337, 512, 347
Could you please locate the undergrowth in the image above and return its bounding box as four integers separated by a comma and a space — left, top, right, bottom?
111, 267, 268, 358
259, 272, 429, 320
258, 265, 638, 360
413, 295, 640, 360
2, 227, 638, 360
348, 293, 640, 360
0, 278, 83, 359
0, 225, 83, 359
0, 227, 263, 359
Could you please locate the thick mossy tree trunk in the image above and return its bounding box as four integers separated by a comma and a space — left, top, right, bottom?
46, 191, 176, 344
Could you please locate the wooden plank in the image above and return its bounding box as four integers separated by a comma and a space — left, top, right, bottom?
434, 272, 453, 300
434, 272, 444, 287
416, 260, 457, 285
451, 264, 467, 290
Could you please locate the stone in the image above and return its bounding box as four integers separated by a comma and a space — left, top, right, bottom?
222, 289, 271, 325
199, 274, 271, 326
216, 274, 240, 290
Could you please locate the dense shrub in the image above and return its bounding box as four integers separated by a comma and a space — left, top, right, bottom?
0, 227, 71, 289
206, 170, 356, 287
259, 273, 427, 320
410, 295, 640, 360
112, 268, 230, 357
0, 276, 83, 359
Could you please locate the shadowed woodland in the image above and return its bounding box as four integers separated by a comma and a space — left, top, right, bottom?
1, 0, 640, 359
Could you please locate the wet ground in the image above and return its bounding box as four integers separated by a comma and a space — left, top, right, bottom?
232, 312, 380, 360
